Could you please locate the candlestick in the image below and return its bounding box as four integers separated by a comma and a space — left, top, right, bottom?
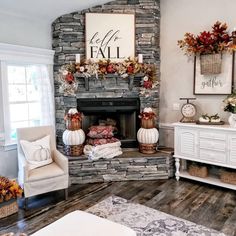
75, 54, 80, 64
138, 54, 143, 64
232, 29, 236, 45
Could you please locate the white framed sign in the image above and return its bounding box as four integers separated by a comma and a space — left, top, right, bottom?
194, 54, 234, 95
85, 13, 135, 62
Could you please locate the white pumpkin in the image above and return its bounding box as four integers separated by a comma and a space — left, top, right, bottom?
199, 116, 210, 123
62, 129, 85, 145
143, 107, 153, 113
68, 108, 79, 115
137, 128, 159, 144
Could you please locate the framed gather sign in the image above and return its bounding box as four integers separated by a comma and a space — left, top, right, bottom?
194, 53, 234, 95
85, 13, 135, 62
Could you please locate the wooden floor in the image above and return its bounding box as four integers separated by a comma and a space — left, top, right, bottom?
0, 178, 236, 236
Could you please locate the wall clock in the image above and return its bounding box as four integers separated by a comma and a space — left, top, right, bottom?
180, 98, 196, 123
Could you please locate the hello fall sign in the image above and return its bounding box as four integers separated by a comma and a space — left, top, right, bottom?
85, 13, 135, 62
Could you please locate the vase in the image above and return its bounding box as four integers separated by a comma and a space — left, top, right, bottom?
228, 113, 236, 128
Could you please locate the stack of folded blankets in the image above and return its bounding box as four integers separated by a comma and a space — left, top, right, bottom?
83, 125, 122, 160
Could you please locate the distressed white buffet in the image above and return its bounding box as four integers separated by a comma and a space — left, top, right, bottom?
173, 122, 236, 190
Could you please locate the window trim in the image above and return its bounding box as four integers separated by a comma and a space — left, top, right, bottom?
0, 43, 54, 147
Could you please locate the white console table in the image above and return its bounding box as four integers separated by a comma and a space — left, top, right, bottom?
173, 122, 236, 190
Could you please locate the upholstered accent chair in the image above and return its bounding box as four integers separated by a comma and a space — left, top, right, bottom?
16, 126, 69, 208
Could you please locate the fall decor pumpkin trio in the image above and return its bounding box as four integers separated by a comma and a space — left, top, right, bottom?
137, 107, 159, 154
63, 108, 85, 156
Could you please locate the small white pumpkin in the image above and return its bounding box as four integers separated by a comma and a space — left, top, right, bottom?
143, 107, 153, 113
68, 108, 79, 115
62, 129, 85, 145
137, 128, 159, 144
199, 116, 210, 123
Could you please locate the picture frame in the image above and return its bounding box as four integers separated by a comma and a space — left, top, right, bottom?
85, 13, 135, 62
193, 53, 234, 95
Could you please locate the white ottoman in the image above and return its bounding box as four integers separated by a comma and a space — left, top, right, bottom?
31, 210, 136, 236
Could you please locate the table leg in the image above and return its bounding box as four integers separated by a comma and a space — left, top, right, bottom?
175, 157, 180, 181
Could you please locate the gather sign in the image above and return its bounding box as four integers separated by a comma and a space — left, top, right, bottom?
85, 13, 135, 62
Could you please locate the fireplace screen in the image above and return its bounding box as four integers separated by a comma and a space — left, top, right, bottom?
77, 98, 140, 148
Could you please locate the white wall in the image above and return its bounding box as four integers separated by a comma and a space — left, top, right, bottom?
160, 0, 236, 147
0, 149, 18, 179
0, 12, 51, 49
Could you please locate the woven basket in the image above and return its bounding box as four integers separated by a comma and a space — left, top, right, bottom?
66, 120, 81, 131
139, 143, 157, 154
64, 144, 83, 156
188, 165, 208, 178
220, 170, 236, 185
200, 53, 222, 75
0, 200, 18, 219
141, 119, 155, 129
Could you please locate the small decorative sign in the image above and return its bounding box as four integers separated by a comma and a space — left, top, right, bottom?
85, 13, 135, 62
194, 53, 234, 95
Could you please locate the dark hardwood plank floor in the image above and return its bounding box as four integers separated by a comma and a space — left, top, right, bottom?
0, 179, 235, 236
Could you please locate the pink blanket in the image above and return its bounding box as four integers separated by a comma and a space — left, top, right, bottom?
87, 125, 114, 139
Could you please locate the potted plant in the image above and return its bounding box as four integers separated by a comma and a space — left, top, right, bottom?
0, 176, 23, 219
178, 21, 232, 75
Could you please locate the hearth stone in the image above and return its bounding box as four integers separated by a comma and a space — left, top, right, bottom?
68, 150, 174, 184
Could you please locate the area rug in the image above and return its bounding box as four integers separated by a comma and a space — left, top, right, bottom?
87, 196, 225, 236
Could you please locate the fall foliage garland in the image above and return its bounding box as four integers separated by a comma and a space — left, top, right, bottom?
56, 57, 159, 96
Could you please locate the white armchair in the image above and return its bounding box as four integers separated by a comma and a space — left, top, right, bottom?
16, 126, 69, 207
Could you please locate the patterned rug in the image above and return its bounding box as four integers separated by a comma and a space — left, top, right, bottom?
87, 196, 225, 236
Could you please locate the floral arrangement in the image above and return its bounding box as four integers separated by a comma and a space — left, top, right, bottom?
56, 57, 158, 95
223, 91, 236, 113
178, 21, 233, 55
64, 108, 83, 122
139, 107, 157, 120
0, 176, 23, 203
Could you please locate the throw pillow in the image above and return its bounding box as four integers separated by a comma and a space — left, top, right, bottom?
87, 125, 114, 139
20, 135, 52, 170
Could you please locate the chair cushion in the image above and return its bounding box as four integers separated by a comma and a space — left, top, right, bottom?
28, 163, 64, 181
31, 210, 136, 236
20, 135, 52, 170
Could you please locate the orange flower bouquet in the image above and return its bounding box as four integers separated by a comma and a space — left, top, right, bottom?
178, 21, 232, 55
0, 176, 23, 203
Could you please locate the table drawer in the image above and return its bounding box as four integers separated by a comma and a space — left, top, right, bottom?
199, 139, 226, 151
199, 131, 226, 141
199, 149, 227, 163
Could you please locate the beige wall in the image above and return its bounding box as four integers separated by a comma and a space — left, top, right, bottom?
159, 0, 236, 147
160, 0, 236, 124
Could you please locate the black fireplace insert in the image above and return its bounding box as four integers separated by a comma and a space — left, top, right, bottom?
77, 97, 140, 148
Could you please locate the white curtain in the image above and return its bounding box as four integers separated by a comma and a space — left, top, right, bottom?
31, 65, 55, 127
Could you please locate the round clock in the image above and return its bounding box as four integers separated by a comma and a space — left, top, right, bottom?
180, 98, 197, 123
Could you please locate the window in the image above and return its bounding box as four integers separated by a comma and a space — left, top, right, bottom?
0, 43, 55, 146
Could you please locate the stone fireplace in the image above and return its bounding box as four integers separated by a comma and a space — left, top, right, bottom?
51, 1, 174, 184
52, 0, 161, 147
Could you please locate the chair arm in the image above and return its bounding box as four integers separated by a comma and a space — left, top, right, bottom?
18, 152, 29, 182
52, 150, 68, 174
